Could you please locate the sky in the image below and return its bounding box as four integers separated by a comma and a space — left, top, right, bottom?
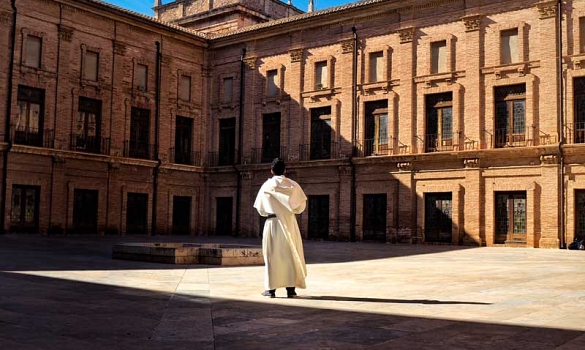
102, 0, 355, 16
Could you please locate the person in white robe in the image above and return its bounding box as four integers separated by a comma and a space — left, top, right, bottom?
253, 158, 307, 298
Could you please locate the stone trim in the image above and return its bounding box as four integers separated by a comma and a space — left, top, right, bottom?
289, 48, 303, 63
341, 39, 354, 54
462, 15, 482, 32
536, 1, 557, 20
398, 27, 415, 44
243, 57, 257, 70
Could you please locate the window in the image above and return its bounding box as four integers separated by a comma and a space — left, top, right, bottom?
15, 86, 44, 147
136, 64, 148, 92
495, 191, 526, 244
364, 100, 389, 156
174, 116, 193, 165
267, 69, 278, 97
83, 50, 99, 81
261, 113, 281, 163
76, 97, 101, 153
222, 77, 233, 104
309, 107, 332, 160
315, 61, 328, 89
218, 118, 236, 165
495, 84, 526, 147
580, 17, 585, 53
425, 93, 453, 152
25, 36, 42, 69
128, 107, 151, 159
431, 40, 447, 74
500, 29, 519, 64
179, 75, 191, 102
11, 185, 40, 232
369, 52, 384, 83
573, 77, 585, 143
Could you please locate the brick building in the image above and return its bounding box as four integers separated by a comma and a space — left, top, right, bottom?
0, 0, 582, 248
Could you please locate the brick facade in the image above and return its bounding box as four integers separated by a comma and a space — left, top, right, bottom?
1, 0, 583, 248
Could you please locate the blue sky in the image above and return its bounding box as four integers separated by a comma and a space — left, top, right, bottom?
102, 0, 355, 16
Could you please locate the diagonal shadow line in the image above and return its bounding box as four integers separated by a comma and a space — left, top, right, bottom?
294, 295, 491, 305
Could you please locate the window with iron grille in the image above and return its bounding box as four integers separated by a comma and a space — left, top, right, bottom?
15, 86, 44, 147
76, 97, 101, 153
494, 84, 525, 148
425, 92, 453, 152
364, 100, 389, 156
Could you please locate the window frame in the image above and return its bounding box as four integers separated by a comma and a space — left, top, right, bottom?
494, 84, 526, 148
179, 75, 192, 102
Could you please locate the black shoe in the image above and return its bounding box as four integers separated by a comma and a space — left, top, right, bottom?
261, 290, 275, 298
286, 287, 297, 298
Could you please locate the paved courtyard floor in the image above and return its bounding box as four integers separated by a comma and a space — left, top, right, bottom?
0, 235, 584, 349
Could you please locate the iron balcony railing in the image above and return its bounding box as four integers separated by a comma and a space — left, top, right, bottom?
70, 134, 110, 155
250, 146, 288, 164
207, 150, 237, 167
423, 133, 456, 153
566, 122, 585, 144
299, 142, 339, 161
355, 138, 393, 157
123, 140, 155, 160
12, 125, 54, 148
170, 147, 202, 166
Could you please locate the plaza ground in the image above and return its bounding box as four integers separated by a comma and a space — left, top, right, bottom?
0, 235, 584, 349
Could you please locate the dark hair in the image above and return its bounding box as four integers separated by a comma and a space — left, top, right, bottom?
271, 158, 286, 176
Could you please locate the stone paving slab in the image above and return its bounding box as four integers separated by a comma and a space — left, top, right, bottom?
0, 235, 584, 349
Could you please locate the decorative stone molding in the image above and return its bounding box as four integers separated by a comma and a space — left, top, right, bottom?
464, 158, 480, 168
113, 41, 126, 56
0, 11, 11, 25
158, 167, 169, 174
289, 49, 303, 63
462, 15, 482, 32
397, 162, 412, 171
397, 27, 415, 44
240, 171, 252, 180
243, 57, 257, 70
540, 154, 557, 165
536, 1, 557, 19
338, 165, 352, 175
58, 25, 74, 42
340, 39, 354, 54
109, 160, 120, 172
53, 154, 67, 167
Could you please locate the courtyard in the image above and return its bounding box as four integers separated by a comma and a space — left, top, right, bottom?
0, 235, 584, 349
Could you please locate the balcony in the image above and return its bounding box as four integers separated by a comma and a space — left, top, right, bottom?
250, 146, 288, 164
566, 122, 585, 144
207, 151, 236, 167
70, 134, 110, 155
355, 138, 393, 157
123, 140, 155, 160
299, 142, 339, 161
170, 147, 202, 166
12, 125, 54, 148
423, 133, 456, 153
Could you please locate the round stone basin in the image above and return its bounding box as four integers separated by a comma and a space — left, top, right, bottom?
112, 243, 263, 265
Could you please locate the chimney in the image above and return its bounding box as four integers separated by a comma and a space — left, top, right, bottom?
308, 0, 314, 12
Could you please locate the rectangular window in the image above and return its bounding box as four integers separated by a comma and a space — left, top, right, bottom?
136, 64, 148, 91
15, 86, 44, 147
309, 107, 332, 160
364, 100, 389, 156
580, 17, 585, 53
500, 29, 519, 64
315, 61, 328, 89
128, 107, 151, 159
495, 191, 527, 244
222, 77, 233, 104
84, 50, 99, 81
575, 190, 585, 240
267, 69, 278, 97
76, 97, 101, 153
218, 118, 236, 165
495, 84, 526, 148
261, 113, 281, 163
425, 93, 453, 152
431, 40, 447, 74
11, 185, 40, 232
179, 75, 191, 102
25, 36, 42, 69
573, 77, 585, 143
369, 51, 384, 83
174, 116, 193, 165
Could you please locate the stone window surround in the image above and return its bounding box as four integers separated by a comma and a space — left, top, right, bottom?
422, 34, 455, 75
218, 74, 235, 108
363, 45, 392, 85
358, 92, 397, 152
493, 22, 527, 67
564, 69, 585, 139
80, 44, 103, 85
308, 55, 335, 92
20, 28, 46, 71
261, 64, 285, 101
131, 58, 152, 94
177, 69, 195, 103
302, 99, 340, 149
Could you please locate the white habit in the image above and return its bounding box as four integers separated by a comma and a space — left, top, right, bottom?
253, 175, 308, 290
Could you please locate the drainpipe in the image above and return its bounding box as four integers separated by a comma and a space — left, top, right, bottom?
152, 40, 162, 236
0, 0, 18, 235
235, 48, 246, 236
350, 27, 358, 242
557, 0, 565, 249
